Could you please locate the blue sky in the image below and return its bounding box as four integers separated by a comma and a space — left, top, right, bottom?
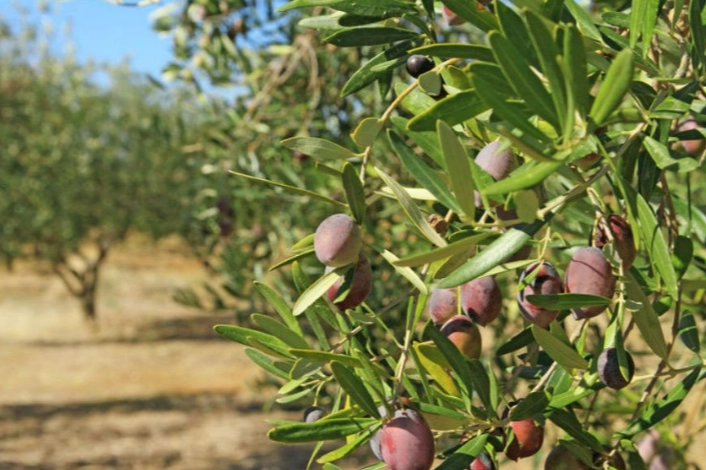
1, 0, 174, 78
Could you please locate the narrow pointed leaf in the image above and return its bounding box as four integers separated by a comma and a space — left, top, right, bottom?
408, 90, 489, 132
589, 48, 634, 126
245, 348, 292, 380
376, 167, 447, 247
268, 418, 377, 443
255, 282, 302, 334
289, 349, 362, 368
342, 162, 367, 224
352, 117, 382, 147
532, 325, 589, 369
438, 120, 476, 217
282, 137, 358, 160
214, 325, 295, 358
395, 232, 493, 267
435, 433, 488, 470
293, 269, 343, 316
624, 270, 668, 359
524, 293, 612, 309
252, 314, 310, 350
331, 361, 379, 418
324, 27, 418, 47
231, 171, 347, 207
380, 249, 429, 294
636, 193, 679, 298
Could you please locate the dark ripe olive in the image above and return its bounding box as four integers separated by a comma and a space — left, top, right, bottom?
594, 214, 636, 269
517, 261, 563, 328
326, 253, 372, 310
597, 347, 635, 390
379, 409, 435, 470
565, 247, 615, 319
303, 405, 326, 423
406, 55, 435, 78
440, 315, 482, 360
460, 276, 501, 327
314, 213, 361, 267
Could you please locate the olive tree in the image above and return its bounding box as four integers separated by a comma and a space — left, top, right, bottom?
145, 0, 706, 468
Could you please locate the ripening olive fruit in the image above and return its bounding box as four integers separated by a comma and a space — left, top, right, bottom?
594, 215, 636, 270
597, 347, 635, 390
474, 141, 518, 208
440, 315, 482, 360
406, 55, 435, 78
326, 253, 372, 310
517, 261, 563, 328
303, 406, 326, 423
505, 417, 545, 461
426, 287, 458, 325
379, 409, 435, 470
314, 214, 362, 267
469, 452, 496, 470
461, 277, 502, 326
565, 247, 616, 319
544, 443, 589, 470
678, 118, 705, 156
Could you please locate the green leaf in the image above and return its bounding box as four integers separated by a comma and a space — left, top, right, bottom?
532, 325, 589, 369
673, 235, 693, 280
244, 348, 291, 380
390, 117, 444, 167
214, 325, 295, 359
413, 342, 460, 396
408, 90, 489, 132
333, 0, 417, 17
342, 40, 418, 96
549, 409, 604, 453
351, 117, 382, 147
252, 314, 310, 350
254, 282, 302, 335
624, 270, 669, 359
426, 325, 474, 400
635, 193, 679, 299
268, 249, 316, 271
331, 361, 379, 418
564, 24, 590, 114
434, 433, 488, 470
440, 0, 498, 32
563, 0, 603, 41
415, 402, 469, 430
324, 27, 418, 47
525, 11, 567, 132
395, 232, 493, 267
388, 130, 463, 214
293, 269, 344, 317
496, 328, 535, 355
524, 293, 613, 309
375, 167, 447, 248
438, 219, 548, 288
268, 418, 377, 443
317, 424, 381, 463
419, 71, 443, 96
379, 249, 429, 294
589, 48, 634, 126
642, 135, 698, 172
342, 162, 367, 224
289, 349, 362, 368
468, 359, 493, 413
678, 310, 700, 353
281, 137, 358, 160
630, 0, 659, 55
438, 120, 476, 218
489, 31, 560, 131
689, 0, 705, 70
510, 390, 551, 421
410, 44, 495, 62
480, 160, 563, 196
622, 366, 703, 438
231, 171, 347, 208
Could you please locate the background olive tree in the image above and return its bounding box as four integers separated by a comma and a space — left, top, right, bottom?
132, 0, 706, 468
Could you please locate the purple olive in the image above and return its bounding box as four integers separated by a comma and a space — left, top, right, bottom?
303, 406, 326, 423
461, 277, 502, 326
474, 141, 518, 208
594, 215, 636, 270
565, 247, 615, 319
326, 253, 372, 310
517, 262, 563, 328
469, 452, 496, 470
505, 417, 544, 461
314, 214, 361, 267
406, 55, 435, 78
379, 409, 435, 470
597, 347, 635, 390
426, 287, 458, 325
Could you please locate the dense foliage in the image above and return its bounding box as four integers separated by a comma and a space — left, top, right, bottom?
152, 0, 705, 468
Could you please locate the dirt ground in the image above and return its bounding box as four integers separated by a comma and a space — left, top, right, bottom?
1, 238, 700, 470
0, 238, 352, 470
